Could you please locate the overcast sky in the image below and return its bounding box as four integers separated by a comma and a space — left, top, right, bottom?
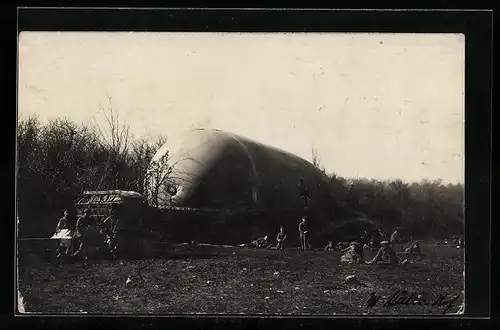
18, 32, 464, 183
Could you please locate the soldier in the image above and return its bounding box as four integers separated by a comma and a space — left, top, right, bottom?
335, 242, 344, 252
390, 228, 400, 244
275, 226, 287, 250
54, 210, 72, 258
252, 235, 270, 248
73, 210, 89, 259
369, 237, 381, 252
324, 241, 334, 252
55, 210, 69, 232
390, 228, 401, 252
341, 242, 363, 264
102, 214, 118, 256
402, 241, 421, 256
299, 216, 308, 251
75, 210, 89, 237
366, 241, 399, 265
410, 241, 421, 255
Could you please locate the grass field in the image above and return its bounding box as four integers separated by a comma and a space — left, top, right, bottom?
17, 243, 464, 315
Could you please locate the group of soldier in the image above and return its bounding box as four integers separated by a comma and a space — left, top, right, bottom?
252, 220, 426, 267
53, 208, 119, 261
251, 216, 308, 250
334, 228, 424, 266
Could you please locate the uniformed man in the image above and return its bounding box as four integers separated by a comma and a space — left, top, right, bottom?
390, 229, 400, 244
402, 241, 421, 255
324, 241, 334, 252
54, 210, 73, 258
73, 210, 89, 259
366, 241, 399, 265
369, 237, 381, 252
275, 226, 287, 250
390, 228, 401, 252
341, 242, 363, 264
102, 214, 119, 256
298, 216, 308, 251
56, 210, 68, 232
252, 235, 270, 248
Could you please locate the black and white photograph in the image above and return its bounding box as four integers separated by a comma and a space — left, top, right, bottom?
16, 30, 466, 316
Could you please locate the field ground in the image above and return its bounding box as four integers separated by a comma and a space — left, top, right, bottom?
17, 243, 464, 315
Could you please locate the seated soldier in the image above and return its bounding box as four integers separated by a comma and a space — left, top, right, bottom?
402, 241, 421, 255
369, 237, 381, 252
252, 235, 270, 248
353, 241, 364, 258
366, 241, 399, 265
341, 242, 363, 264
324, 241, 333, 252
410, 241, 421, 255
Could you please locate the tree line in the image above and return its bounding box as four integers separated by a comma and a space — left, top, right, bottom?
16, 110, 170, 237
16, 113, 464, 239
326, 174, 464, 239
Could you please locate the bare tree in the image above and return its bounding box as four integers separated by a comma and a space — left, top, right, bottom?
130, 134, 168, 194
92, 95, 131, 189
144, 151, 174, 208
311, 147, 326, 173
94, 95, 130, 158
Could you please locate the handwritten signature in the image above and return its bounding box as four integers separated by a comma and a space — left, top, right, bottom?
366, 290, 462, 314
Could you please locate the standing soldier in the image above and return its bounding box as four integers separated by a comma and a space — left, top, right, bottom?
299, 216, 308, 251
276, 226, 287, 250
73, 210, 89, 259
56, 210, 68, 232
102, 214, 119, 257
54, 210, 71, 258
390, 228, 400, 251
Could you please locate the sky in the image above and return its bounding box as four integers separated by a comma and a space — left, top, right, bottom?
18, 32, 465, 183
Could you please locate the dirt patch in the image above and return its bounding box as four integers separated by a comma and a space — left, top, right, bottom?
17, 243, 464, 315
